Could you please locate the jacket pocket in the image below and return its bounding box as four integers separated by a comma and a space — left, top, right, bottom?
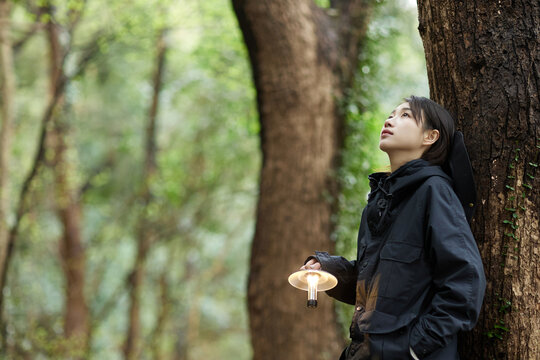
378, 242, 425, 302
380, 242, 422, 263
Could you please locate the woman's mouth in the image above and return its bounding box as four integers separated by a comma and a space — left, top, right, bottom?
381, 129, 393, 137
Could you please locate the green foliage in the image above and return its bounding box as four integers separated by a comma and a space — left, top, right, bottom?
314, 0, 331, 8
485, 297, 512, 340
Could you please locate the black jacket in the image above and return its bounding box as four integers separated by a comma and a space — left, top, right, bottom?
312, 159, 486, 359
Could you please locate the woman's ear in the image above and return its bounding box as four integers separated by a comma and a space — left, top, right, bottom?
423, 129, 440, 145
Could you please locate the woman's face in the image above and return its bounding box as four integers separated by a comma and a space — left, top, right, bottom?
379, 102, 427, 155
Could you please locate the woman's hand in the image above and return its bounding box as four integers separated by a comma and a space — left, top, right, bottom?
301, 258, 321, 270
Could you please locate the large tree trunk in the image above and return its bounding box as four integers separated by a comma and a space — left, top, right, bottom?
124, 29, 167, 360
232, 1, 373, 359
417, 1, 540, 359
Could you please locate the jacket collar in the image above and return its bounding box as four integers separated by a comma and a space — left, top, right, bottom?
368, 159, 450, 197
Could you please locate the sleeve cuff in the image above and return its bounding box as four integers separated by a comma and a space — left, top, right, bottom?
303, 255, 321, 265
409, 321, 439, 359
410, 346, 420, 360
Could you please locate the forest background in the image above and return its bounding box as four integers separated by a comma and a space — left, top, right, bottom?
0, 0, 459, 358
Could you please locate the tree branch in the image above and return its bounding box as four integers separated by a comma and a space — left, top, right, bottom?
12, 22, 44, 54
77, 151, 115, 197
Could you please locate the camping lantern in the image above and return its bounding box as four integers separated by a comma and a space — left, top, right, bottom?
288, 270, 338, 308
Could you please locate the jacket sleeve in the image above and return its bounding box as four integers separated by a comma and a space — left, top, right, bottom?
304, 251, 357, 305
409, 182, 486, 358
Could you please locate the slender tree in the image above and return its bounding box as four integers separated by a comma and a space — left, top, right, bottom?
124, 29, 167, 360
417, 1, 540, 358
45, 8, 90, 356
232, 1, 374, 359
149, 270, 170, 360
0, 1, 15, 350
0, 0, 15, 301
50, 119, 90, 356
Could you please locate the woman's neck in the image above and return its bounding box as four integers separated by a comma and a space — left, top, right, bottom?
388, 151, 424, 172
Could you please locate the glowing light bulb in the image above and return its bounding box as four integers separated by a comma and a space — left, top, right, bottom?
288, 269, 337, 309
306, 273, 320, 308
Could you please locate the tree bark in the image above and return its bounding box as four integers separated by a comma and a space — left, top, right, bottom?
232, 1, 373, 359
417, 1, 540, 359
123, 29, 167, 360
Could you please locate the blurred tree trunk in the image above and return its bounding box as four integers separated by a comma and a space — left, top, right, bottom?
417, 1, 540, 359
150, 271, 170, 360
232, 1, 373, 359
124, 29, 167, 360
0, 0, 14, 350
0, 0, 14, 307
46, 13, 89, 356
51, 121, 89, 355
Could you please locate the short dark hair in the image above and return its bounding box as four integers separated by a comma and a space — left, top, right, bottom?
405, 95, 455, 166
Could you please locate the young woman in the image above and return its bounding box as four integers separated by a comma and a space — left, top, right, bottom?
301, 96, 486, 359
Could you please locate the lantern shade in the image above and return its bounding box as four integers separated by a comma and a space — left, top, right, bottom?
288, 270, 338, 292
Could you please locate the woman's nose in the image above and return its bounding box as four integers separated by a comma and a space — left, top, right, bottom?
384, 118, 393, 127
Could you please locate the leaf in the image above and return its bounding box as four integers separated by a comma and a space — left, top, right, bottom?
494, 324, 509, 332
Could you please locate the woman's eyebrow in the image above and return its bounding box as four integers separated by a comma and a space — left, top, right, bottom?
391, 107, 412, 115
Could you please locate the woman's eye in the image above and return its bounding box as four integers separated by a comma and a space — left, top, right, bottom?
402, 112, 409, 117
